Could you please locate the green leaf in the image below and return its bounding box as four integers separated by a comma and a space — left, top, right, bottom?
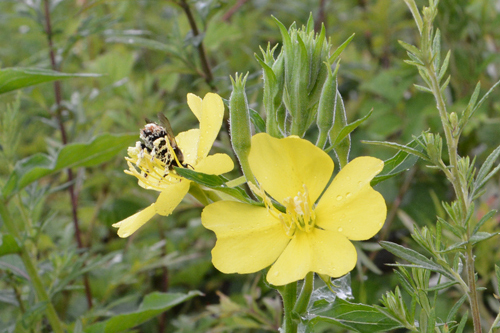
0, 234, 21, 256
85, 291, 202, 333
3, 134, 136, 197
329, 109, 372, 149
446, 294, 467, 323
0, 67, 100, 95
470, 231, 498, 246
473, 144, 500, 197
425, 281, 457, 292
174, 168, 256, 204
329, 33, 355, 63
371, 137, 421, 186
305, 299, 402, 333
249, 108, 266, 133
472, 210, 496, 235
380, 241, 455, 280
398, 40, 421, 58
362, 140, 430, 162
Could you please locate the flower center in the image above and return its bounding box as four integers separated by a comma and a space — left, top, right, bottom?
249, 183, 315, 238
280, 185, 316, 237
124, 142, 184, 191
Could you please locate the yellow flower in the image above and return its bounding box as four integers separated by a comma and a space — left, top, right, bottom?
201, 133, 386, 286
113, 93, 234, 238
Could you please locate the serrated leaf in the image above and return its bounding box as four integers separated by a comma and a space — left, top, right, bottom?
174, 168, 256, 204
84, 291, 202, 333
0, 234, 21, 257
3, 134, 136, 197
306, 298, 402, 333
0, 67, 100, 95
380, 241, 455, 280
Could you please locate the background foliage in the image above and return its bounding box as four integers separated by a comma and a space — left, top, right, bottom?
1, 0, 500, 332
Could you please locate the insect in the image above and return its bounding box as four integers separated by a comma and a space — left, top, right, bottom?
139, 113, 187, 171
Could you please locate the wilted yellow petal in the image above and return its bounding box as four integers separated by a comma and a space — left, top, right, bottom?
155, 180, 190, 216
198, 93, 224, 161
202, 201, 289, 274
176, 129, 200, 166
187, 93, 202, 122
195, 153, 234, 175
267, 229, 357, 285
112, 204, 156, 238
248, 133, 333, 204
315, 156, 386, 240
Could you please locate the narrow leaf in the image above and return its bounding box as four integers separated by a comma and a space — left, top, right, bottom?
446, 294, 467, 323
473, 144, 500, 196
0, 67, 100, 95
329, 34, 355, 63
85, 291, 202, 333
380, 241, 455, 280
249, 108, 266, 133
472, 210, 497, 235
330, 110, 372, 148
174, 168, 256, 204
414, 84, 432, 93
398, 40, 421, 58
362, 140, 430, 162
3, 134, 136, 197
438, 50, 451, 82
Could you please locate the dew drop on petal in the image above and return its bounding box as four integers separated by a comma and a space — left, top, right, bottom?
274, 271, 280, 276
346, 192, 352, 198
337, 227, 343, 232
336, 195, 343, 201
358, 181, 363, 187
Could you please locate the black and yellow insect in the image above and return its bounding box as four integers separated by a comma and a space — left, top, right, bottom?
139, 114, 186, 170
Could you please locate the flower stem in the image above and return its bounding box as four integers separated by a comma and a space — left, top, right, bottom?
293, 272, 314, 315
0, 200, 64, 333
281, 282, 298, 333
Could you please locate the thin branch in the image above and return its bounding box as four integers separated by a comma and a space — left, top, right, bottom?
177, 0, 216, 91
43, 0, 93, 310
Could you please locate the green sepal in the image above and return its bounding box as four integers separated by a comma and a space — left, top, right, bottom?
174, 168, 257, 205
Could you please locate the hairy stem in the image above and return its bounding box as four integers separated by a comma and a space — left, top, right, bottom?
425, 43, 481, 333
281, 282, 298, 333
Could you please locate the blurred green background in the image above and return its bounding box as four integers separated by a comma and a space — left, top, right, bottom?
1, 0, 500, 331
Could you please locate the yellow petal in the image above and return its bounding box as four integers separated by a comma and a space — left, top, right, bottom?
112, 204, 156, 238
198, 93, 224, 161
248, 133, 333, 204
202, 201, 290, 274
176, 129, 200, 166
154, 180, 190, 216
187, 93, 202, 122
195, 153, 234, 175
266, 229, 357, 285
315, 156, 386, 240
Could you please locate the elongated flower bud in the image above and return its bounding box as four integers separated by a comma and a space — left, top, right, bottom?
229, 73, 254, 183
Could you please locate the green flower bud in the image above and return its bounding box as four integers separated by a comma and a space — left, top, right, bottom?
448, 112, 459, 135
273, 14, 333, 137
229, 73, 254, 183
316, 62, 339, 149
255, 44, 285, 137
423, 132, 442, 163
